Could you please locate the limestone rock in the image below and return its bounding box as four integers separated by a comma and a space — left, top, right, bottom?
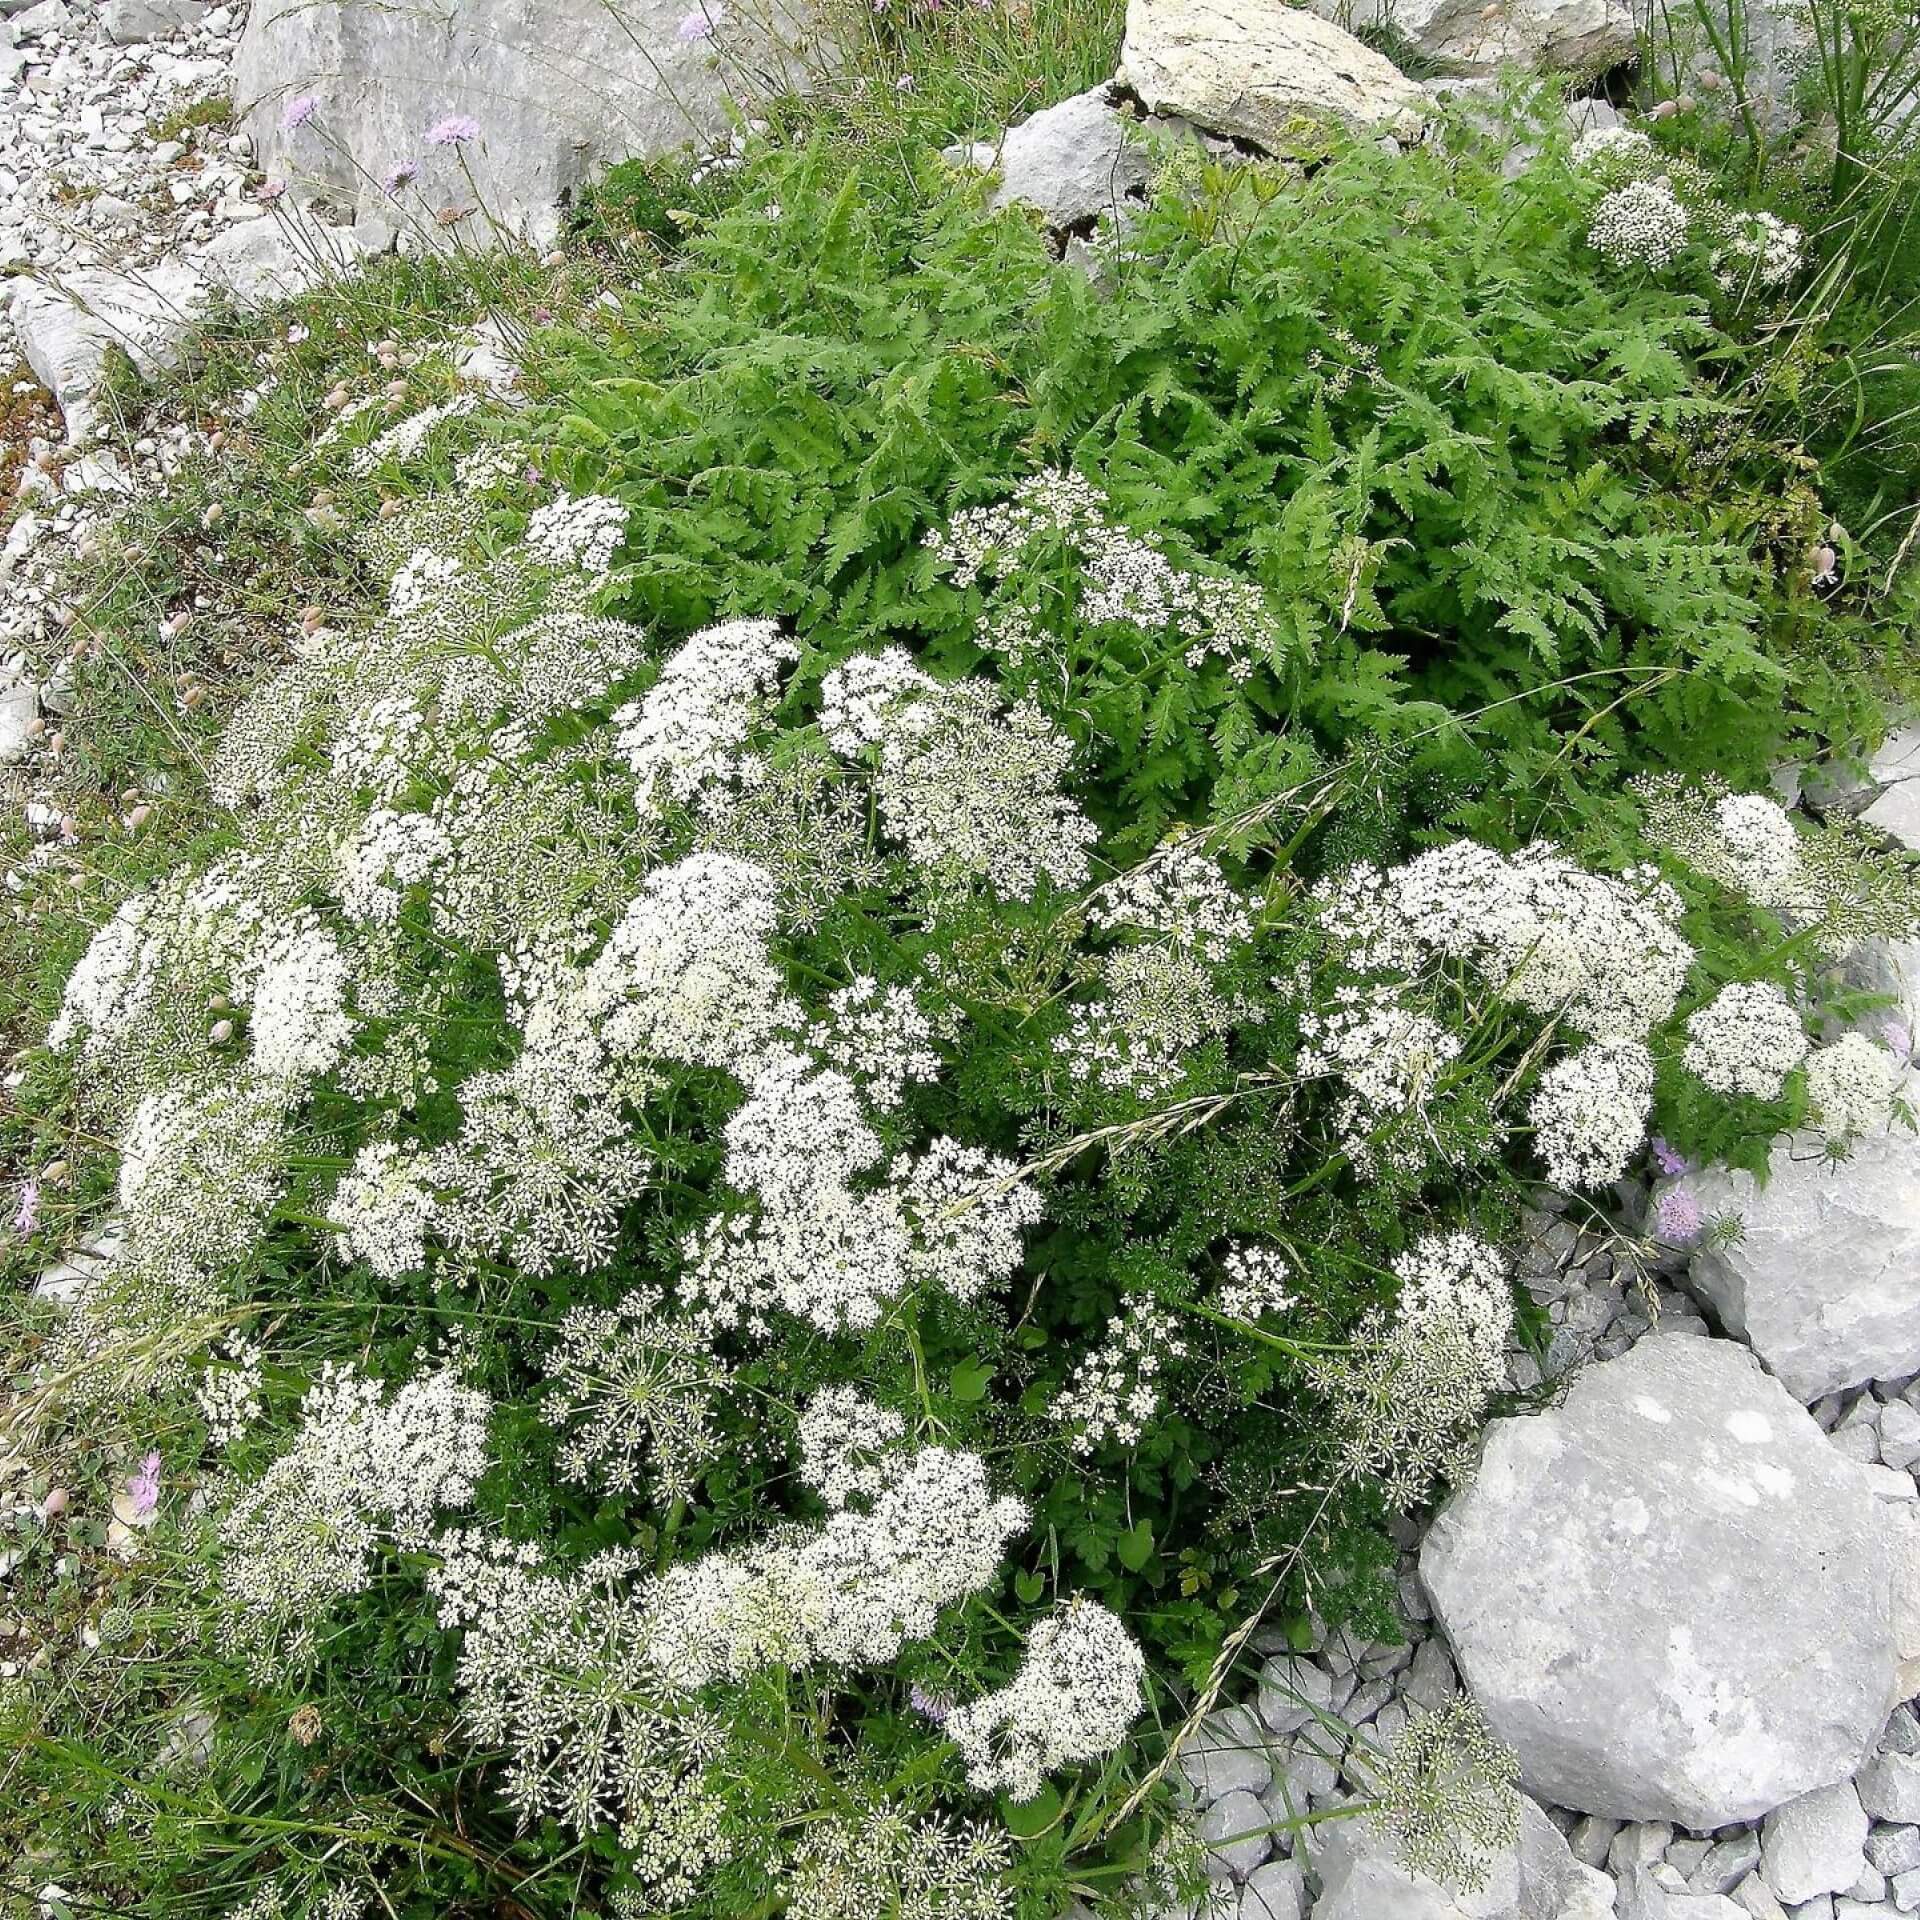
1863, 726, 1920, 852
1312, 1795, 1614, 1919
1421, 1338, 1897, 1827
0, 662, 37, 766
194, 207, 371, 305
1237, 1857, 1305, 1920
1199, 1789, 1271, 1881
1118, 0, 1429, 149
6, 257, 206, 443
100, 0, 208, 42
1759, 1782, 1869, 1905
1175, 1705, 1273, 1801
1307, 0, 1633, 75
1685, 1123, 1920, 1401
235, 0, 813, 246
955, 85, 1155, 230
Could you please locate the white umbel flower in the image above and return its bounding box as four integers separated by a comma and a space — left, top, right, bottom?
1682, 980, 1808, 1098
1527, 1039, 1655, 1190
1805, 1033, 1904, 1144
946, 1597, 1146, 1801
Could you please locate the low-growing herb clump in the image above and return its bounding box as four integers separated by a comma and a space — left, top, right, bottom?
3, 75, 1918, 1920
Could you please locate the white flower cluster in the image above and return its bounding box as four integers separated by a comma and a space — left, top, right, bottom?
1588, 177, 1692, 270
195, 1336, 266, 1449
1054, 1299, 1190, 1453
1299, 982, 1464, 1172
427, 1536, 731, 1890
925, 472, 1273, 680
1573, 124, 1803, 289
1526, 1038, 1655, 1190
822, 649, 1097, 900
1319, 842, 1692, 1041
522, 493, 629, 577
1804, 1033, 1904, 1144
1393, 1231, 1512, 1382
683, 1048, 1040, 1334
1088, 836, 1255, 962
1638, 775, 1920, 954
1682, 980, 1808, 1098
219, 1366, 490, 1656
583, 851, 801, 1072
540, 1285, 731, 1505
1314, 1231, 1513, 1505
796, 1386, 909, 1509
615, 617, 798, 819
945, 1598, 1146, 1801
335, 808, 451, 925
644, 1443, 1028, 1686
810, 974, 941, 1111
1213, 1243, 1297, 1323
784, 1806, 1011, 1920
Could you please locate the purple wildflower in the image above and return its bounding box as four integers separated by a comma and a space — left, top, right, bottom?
281, 94, 318, 133
908, 1683, 952, 1726
424, 114, 480, 147
13, 1179, 38, 1235
1654, 1186, 1703, 1245
255, 179, 288, 204
382, 159, 420, 196
1885, 1019, 1913, 1062
676, 4, 722, 38
1648, 1135, 1689, 1178
125, 1452, 162, 1521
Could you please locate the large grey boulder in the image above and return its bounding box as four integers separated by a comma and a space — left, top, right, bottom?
1312, 1795, 1614, 1919
235, 0, 812, 246
1685, 1120, 1920, 1402
1308, 0, 1633, 76
946, 86, 1156, 232
1421, 1337, 1897, 1828
1119, 0, 1429, 148
1862, 724, 1920, 851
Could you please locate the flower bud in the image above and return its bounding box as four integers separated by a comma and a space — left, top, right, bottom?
208, 1018, 234, 1045
40, 1489, 68, 1518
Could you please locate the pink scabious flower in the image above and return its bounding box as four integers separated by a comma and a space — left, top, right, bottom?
281, 94, 318, 132
382, 159, 419, 196
255, 179, 288, 204
125, 1452, 162, 1521
1884, 1019, 1913, 1062
676, 4, 722, 37
13, 1179, 38, 1234
1654, 1186, 1703, 1244
1648, 1135, 1689, 1178
909, 1682, 952, 1725
424, 113, 480, 147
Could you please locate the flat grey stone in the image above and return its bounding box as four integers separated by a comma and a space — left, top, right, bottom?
1868, 1829, 1920, 1877
1256, 1653, 1332, 1736
1422, 1338, 1898, 1827
1119, 0, 1429, 150
1236, 1856, 1304, 1920
100, 0, 207, 40
1199, 1789, 1271, 1881
235, 0, 814, 245
1686, 1116, 1920, 1402
1175, 1706, 1272, 1802
1862, 1754, 1920, 1825
1697, 1834, 1765, 1895
1762, 1783, 1870, 1905
1313, 1795, 1613, 1919
961, 86, 1155, 230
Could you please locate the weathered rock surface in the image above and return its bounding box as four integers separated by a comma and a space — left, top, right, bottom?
1421, 1337, 1897, 1828
235, 0, 811, 245
1684, 1119, 1920, 1402
1759, 1781, 1869, 1904
948, 85, 1155, 230
1312, 1795, 1614, 1919
100, 0, 209, 43
7, 210, 369, 440
1119, 0, 1429, 149
1308, 0, 1633, 75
